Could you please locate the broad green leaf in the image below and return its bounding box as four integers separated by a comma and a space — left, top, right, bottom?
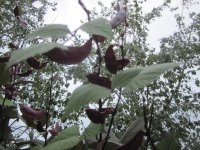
27, 24, 70, 39
112, 63, 181, 92
0, 145, 5, 150
81, 123, 104, 140
30, 146, 42, 150
41, 136, 80, 150
120, 118, 145, 144
51, 125, 80, 144
157, 134, 179, 150
79, 18, 113, 38
0, 96, 14, 106
87, 128, 121, 150
112, 67, 143, 89
0, 64, 11, 85
7, 43, 66, 68
16, 139, 44, 148
65, 84, 111, 116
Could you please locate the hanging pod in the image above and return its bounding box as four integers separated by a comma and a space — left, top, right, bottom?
45, 38, 92, 65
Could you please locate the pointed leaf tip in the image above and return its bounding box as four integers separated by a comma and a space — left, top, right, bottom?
27, 24, 70, 39
64, 84, 111, 116
7, 43, 66, 68
112, 62, 182, 92
79, 18, 113, 38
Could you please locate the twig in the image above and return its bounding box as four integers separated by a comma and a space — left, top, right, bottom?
142, 96, 157, 150
102, 88, 122, 149
168, 62, 186, 102
146, 103, 154, 147
78, 0, 91, 21
93, 30, 103, 143
16, 127, 28, 139
44, 62, 54, 146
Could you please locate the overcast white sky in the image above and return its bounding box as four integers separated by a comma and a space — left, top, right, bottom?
38, 0, 200, 50
0, 0, 197, 53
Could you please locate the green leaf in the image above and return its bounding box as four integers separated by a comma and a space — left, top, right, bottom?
2, 107, 17, 118
0, 145, 6, 150
0, 64, 11, 85
51, 125, 80, 144
81, 123, 104, 140
16, 139, 44, 148
120, 118, 145, 144
112, 67, 143, 89
27, 24, 70, 39
7, 43, 66, 68
157, 134, 179, 150
0, 96, 14, 106
65, 84, 111, 116
41, 136, 80, 150
30, 146, 42, 150
112, 63, 181, 92
79, 18, 113, 38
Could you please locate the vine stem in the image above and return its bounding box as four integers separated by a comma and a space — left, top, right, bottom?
44, 62, 54, 146
102, 88, 122, 150
78, 0, 91, 21
142, 96, 157, 150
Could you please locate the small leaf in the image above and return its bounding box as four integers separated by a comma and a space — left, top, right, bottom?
65, 84, 111, 116
7, 43, 65, 68
51, 125, 80, 144
27, 24, 70, 39
79, 18, 113, 38
120, 118, 145, 144
81, 123, 104, 140
157, 134, 179, 150
112, 63, 181, 92
41, 136, 80, 150
0, 64, 11, 85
